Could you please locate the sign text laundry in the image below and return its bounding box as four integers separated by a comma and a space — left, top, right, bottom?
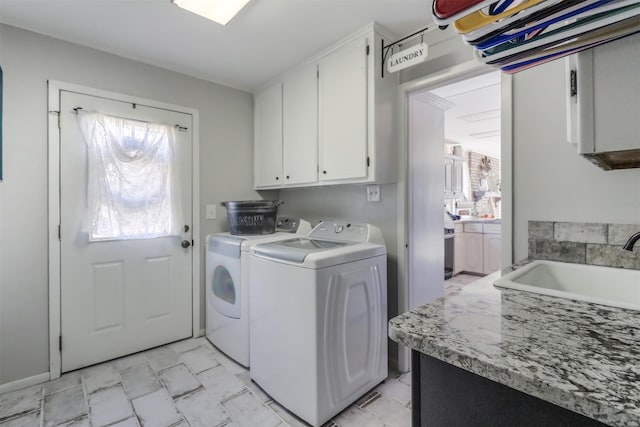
387, 43, 429, 73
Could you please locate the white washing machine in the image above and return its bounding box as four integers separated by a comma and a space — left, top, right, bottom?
205, 217, 311, 367
249, 221, 388, 427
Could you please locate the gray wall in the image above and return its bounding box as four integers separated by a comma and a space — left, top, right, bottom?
0, 24, 258, 385
512, 60, 640, 261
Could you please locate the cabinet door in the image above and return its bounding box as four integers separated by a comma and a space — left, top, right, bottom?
483, 234, 502, 274
318, 36, 368, 181
454, 232, 465, 275
453, 161, 464, 196
283, 63, 318, 186
463, 233, 483, 274
444, 158, 453, 197
254, 83, 283, 188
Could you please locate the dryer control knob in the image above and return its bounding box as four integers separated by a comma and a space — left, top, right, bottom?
335, 225, 344, 233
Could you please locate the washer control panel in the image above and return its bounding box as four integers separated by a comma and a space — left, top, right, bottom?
309, 221, 371, 243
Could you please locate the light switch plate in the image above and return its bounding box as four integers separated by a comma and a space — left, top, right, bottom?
367, 185, 381, 202
206, 204, 217, 219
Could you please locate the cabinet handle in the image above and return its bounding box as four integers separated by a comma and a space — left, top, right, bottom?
323, 170, 327, 175
275, 177, 279, 180
286, 175, 290, 179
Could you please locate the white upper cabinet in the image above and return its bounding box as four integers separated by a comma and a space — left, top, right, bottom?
283, 63, 318, 186
318, 36, 368, 181
566, 33, 640, 170
444, 155, 464, 198
253, 23, 398, 189
254, 82, 283, 188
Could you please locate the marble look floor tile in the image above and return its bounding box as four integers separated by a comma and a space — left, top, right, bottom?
108, 417, 140, 427
197, 366, 245, 402
44, 371, 81, 396
0, 384, 43, 422
82, 363, 121, 394
267, 402, 307, 427
361, 394, 410, 427
333, 406, 385, 427
175, 390, 230, 427
57, 415, 90, 427
157, 364, 202, 399
120, 363, 162, 400
235, 372, 271, 403
0, 411, 40, 427
376, 379, 411, 406
88, 385, 133, 427
132, 388, 183, 427
397, 372, 411, 386
212, 352, 245, 376
43, 385, 87, 427
116, 354, 149, 373
170, 339, 201, 354
195, 338, 218, 354
180, 347, 219, 374
145, 347, 181, 372
221, 390, 282, 427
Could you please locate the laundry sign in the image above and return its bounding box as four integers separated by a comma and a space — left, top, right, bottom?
387, 42, 428, 73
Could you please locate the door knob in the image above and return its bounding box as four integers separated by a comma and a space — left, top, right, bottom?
181, 240, 191, 248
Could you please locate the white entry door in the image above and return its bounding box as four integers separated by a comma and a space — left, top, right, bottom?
59, 91, 193, 372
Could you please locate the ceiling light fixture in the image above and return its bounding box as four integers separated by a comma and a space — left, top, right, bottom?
172, 0, 251, 25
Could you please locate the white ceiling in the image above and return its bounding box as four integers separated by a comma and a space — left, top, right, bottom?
430, 71, 502, 159
0, 0, 431, 91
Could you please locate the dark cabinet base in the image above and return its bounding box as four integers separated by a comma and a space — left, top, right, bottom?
412, 351, 607, 427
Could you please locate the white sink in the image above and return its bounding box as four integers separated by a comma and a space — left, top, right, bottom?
494, 260, 640, 310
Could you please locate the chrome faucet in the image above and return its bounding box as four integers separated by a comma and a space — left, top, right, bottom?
623, 231, 640, 251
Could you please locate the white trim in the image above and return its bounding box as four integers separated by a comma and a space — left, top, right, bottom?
395, 60, 514, 372
0, 373, 49, 395
501, 74, 514, 267
47, 80, 202, 378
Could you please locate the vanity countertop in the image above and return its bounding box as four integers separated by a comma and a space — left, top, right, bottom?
389, 263, 640, 426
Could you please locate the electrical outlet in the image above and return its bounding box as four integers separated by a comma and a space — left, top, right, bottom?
206, 204, 217, 219
367, 185, 381, 202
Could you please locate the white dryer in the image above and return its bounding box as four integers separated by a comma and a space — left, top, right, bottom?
249, 221, 388, 427
205, 217, 311, 367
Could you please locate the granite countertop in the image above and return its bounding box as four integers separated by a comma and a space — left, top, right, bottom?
389, 263, 640, 427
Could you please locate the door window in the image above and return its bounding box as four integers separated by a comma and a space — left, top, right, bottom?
77, 112, 183, 241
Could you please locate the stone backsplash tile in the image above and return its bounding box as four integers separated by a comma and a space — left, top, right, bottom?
586, 244, 640, 269
528, 221, 553, 240
608, 224, 640, 246
553, 222, 607, 244
529, 239, 586, 264
528, 220, 640, 270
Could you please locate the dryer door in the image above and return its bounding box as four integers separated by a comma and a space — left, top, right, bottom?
207, 236, 242, 319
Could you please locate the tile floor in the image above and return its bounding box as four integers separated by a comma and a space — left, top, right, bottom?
0, 274, 478, 427
0, 338, 411, 427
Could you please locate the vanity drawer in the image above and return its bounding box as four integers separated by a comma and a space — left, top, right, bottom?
454, 223, 464, 233
464, 223, 483, 233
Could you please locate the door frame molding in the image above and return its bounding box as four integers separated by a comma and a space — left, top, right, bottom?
47, 81, 201, 379
395, 61, 513, 372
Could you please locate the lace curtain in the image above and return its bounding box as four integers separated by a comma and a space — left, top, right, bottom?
77, 112, 183, 241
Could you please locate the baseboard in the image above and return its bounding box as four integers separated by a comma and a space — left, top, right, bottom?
0, 372, 49, 395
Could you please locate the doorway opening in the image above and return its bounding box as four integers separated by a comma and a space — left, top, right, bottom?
433, 71, 503, 289
398, 64, 512, 372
